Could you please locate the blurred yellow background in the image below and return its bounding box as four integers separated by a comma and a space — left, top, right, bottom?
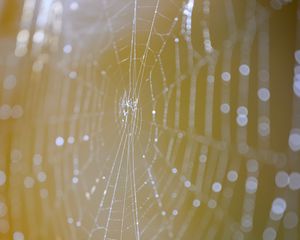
0, 0, 300, 239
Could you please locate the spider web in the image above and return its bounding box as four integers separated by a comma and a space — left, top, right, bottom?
0, 0, 300, 240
